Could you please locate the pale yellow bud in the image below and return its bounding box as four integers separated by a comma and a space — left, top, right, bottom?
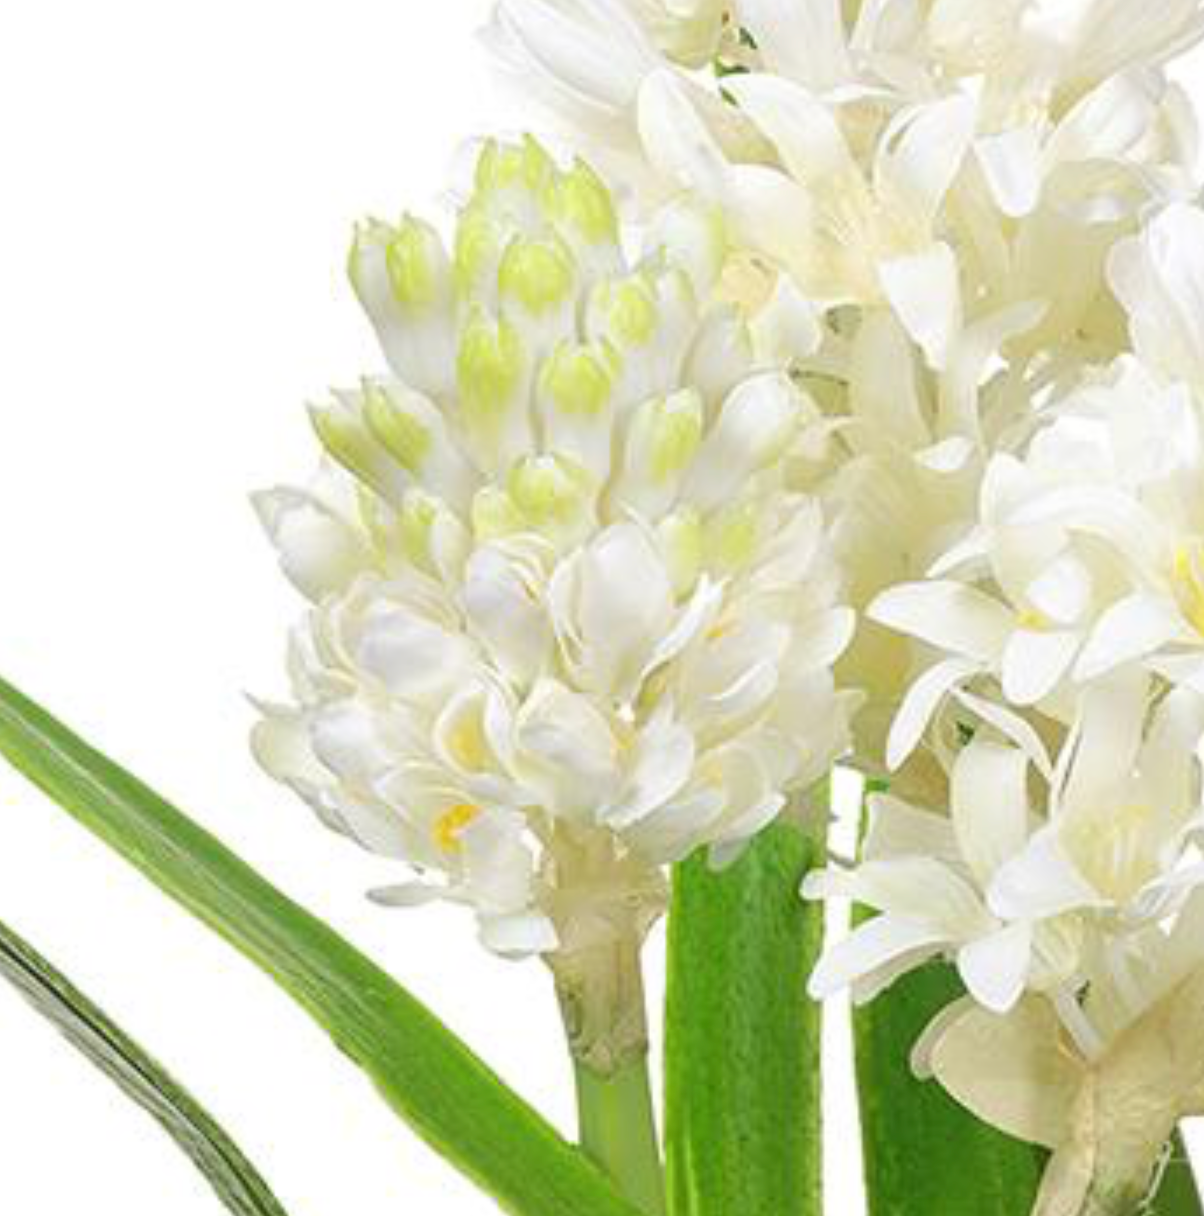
385, 214, 450, 311
308, 395, 402, 503
498, 235, 576, 315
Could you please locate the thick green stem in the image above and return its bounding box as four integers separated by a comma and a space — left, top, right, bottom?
574, 1056, 666, 1216
664, 818, 824, 1216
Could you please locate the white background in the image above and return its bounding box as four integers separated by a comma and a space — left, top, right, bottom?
0, 4, 1196, 1214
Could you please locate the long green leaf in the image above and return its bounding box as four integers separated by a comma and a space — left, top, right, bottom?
0, 914, 289, 1216
664, 819, 824, 1216
0, 674, 639, 1216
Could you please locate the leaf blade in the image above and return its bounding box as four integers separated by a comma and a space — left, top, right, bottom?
0, 673, 640, 1216
664, 819, 824, 1216
0, 914, 290, 1216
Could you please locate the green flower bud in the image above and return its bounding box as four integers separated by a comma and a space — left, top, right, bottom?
475, 135, 556, 202
646, 390, 704, 482
498, 235, 576, 315
594, 275, 659, 347
659, 508, 704, 597
454, 204, 500, 295
385, 214, 449, 310
471, 486, 526, 541
540, 341, 617, 419
544, 157, 618, 247
308, 394, 401, 503
361, 381, 432, 475
507, 454, 593, 531
457, 309, 527, 428
616, 389, 704, 516
397, 488, 468, 578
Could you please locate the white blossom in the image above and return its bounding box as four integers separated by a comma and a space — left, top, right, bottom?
255, 138, 856, 963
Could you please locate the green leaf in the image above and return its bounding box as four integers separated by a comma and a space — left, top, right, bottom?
0, 674, 640, 1216
854, 959, 1047, 1216
1152, 1134, 1204, 1215
0, 914, 289, 1216
664, 819, 824, 1216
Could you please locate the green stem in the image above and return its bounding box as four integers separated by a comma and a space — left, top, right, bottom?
575, 1056, 665, 1216
548, 926, 666, 1215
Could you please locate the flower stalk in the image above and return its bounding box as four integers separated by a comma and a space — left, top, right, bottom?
552, 935, 665, 1214
573, 1058, 665, 1216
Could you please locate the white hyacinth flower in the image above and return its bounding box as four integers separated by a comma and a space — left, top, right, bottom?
253, 137, 856, 1068
916, 894, 1204, 1216
805, 671, 1204, 1015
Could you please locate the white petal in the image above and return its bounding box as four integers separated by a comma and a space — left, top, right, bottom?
1026, 556, 1092, 626
792, 606, 857, 672
640, 575, 724, 682
886, 657, 980, 771
974, 127, 1044, 218
721, 72, 857, 186
513, 679, 622, 820
807, 915, 947, 1000
957, 920, 1033, 1013
1046, 70, 1157, 165
637, 69, 732, 197
733, 0, 852, 88
1109, 203, 1204, 388
309, 701, 392, 783
1074, 593, 1183, 681
554, 523, 677, 699
1001, 628, 1080, 706
463, 547, 552, 687
495, 0, 654, 110
950, 739, 1030, 887
368, 882, 445, 908
682, 371, 802, 511
804, 856, 988, 933
876, 96, 978, 229
603, 715, 696, 829
478, 910, 559, 956
862, 793, 959, 863
869, 580, 1011, 662
953, 688, 1054, 779
357, 607, 474, 701
926, 999, 1082, 1149
727, 164, 828, 293
988, 829, 1100, 920
1060, 666, 1149, 808
750, 273, 823, 363
879, 243, 963, 370
253, 486, 369, 601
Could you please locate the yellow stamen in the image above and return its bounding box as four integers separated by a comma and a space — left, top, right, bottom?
1016, 607, 1049, 632
434, 803, 481, 853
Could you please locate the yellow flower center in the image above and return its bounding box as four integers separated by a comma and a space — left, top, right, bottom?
1016, 606, 1049, 632
433, 803, 481, 853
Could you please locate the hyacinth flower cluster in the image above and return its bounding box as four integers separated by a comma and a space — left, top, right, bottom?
253, 139, 858, 1087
